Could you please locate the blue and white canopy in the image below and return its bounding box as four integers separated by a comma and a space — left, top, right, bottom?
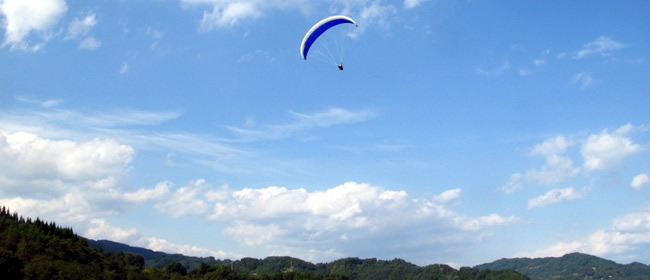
300, 15, 357, 60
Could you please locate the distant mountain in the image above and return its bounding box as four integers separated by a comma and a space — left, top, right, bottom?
475, 252, 650, 280
90, 240, 530, 280
86, 239, 225, 270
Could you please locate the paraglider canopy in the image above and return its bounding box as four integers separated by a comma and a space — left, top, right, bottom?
300, 15, 357, 61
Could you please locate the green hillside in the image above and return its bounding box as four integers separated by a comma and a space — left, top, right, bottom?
475, 252, 650, 280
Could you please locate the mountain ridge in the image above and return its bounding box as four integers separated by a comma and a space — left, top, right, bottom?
475, 252, 650, 280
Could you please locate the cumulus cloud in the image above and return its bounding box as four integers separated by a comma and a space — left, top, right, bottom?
502, 124, 646, 194
631, 174, 649, 190
582, 127, 642, 172
155, 179, 211, 217
574, 36, 627, 59
0, 131, 134, 196
0, 0, 67, 51
0, 131, 233, 259
527, 187, 583, 209
521, 206, 650, 260
501, 136, 579, 193
123, 182, 171, 203
85, 218, 232, 258
146, 181, 517, 262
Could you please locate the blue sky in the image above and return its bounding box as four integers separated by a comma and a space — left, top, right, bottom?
1, 0, 649, 267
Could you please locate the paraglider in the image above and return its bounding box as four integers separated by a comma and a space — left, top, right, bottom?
300, 15, 357, 70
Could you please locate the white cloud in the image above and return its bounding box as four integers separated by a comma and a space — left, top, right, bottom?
123, 182, 170, 203
227, 108, 374, 141
582, 127, 642, 172
532, 135, 571, 157
65, 13, 101, 50
85, 218, 232, 258
631, 174, 649, 190
476, 60, 511, 77
358, 2, 396, 29
201, 1, 260, 30
570, 72, 594, 89
501, 136, 579, 193
65, 13, 96, 40
432, 188, 461, 203
0, 131, 134, 196
502, 124, 647, 194
182, 0, 291, 31
574, 36, 627, 59
519, 206, 650, 260
0, 0, 67, 51
183, 1, 396, 34
79, 36, 100, 50
223, 222, 286, 246
86, 218, 139, 242
527, 187, 583, 209
516, 241, 583, 258
15, 96, 63, 108
187, 182, 515, 261
119, 62, 129, 75
404, 0, 430, 9
237, 49, 273, 63
144, 236, 231, 258
500, 173, 523, 194
155, 179, 211, 217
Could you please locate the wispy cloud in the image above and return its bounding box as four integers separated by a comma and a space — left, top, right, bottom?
65, 14, 95, 39
574, 36, 627, 59
238, 49, 274, 63
527, 187, 583, 209
404, 0, 431, 9
227, 108, 375, 141
500, 136, 579, 194
119, 62, 129, 75
182, 1, 397, 35
570, 72, 594, 90
16, 96, 63, 108
476, 60, 511, 77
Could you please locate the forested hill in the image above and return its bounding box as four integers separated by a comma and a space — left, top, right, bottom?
475, 252, 650, 280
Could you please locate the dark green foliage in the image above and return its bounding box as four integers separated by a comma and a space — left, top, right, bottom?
475, 252, 650, 280
166, 261, 188, 276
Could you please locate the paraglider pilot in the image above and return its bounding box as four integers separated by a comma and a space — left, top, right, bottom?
338, 64, 344, 71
